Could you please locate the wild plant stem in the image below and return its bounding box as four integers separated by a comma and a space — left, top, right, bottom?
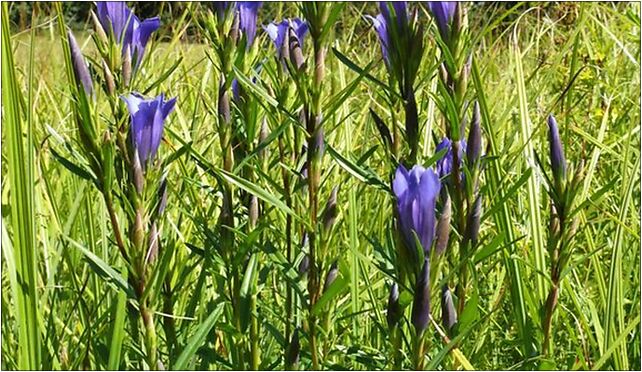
413, 332, 425, 370
390, 327, 402, 369
141, 304, 157, 369
542, 283, 559, 356
103, 194, 129, 262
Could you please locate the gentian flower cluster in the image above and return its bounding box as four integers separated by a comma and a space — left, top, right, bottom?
63, 3, 176, 368
96, 1, 160, 67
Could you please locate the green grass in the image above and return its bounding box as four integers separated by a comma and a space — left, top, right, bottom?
1, 2, 640, 370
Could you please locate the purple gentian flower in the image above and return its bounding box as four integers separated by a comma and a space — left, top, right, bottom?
435, 137, 466, 179
392, 164, 441, 254
367, 2, 407, 64
121, 93, 177, 169
367, 14, 390, 63
547, 114, 566, 182
237, 2, 262, 47
265, 18, 308, 58
213, 2, 230, 19
96, 2, 160, 66
380, 1, 408, 27
427, 2, 457, 41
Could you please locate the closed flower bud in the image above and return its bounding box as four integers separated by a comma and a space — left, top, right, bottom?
465, 194, 482, 246
323, 260, 339, 293
547, 114, 567, 183
133, 209, 145, 251
122, 44, 132, 87
285, 327, 300, 368
298, 254, 309, 276
90, 10, 109, 46
259, 119, 269, 161
132, 151, 145, 195
435, 191, 451, 255
67, 30, 94, 97
411, 258, 431, 334
322, 186, 339, 233
145, 222, 159, 265
466, 101, 481, 166
289, 24, 306, 71
157, 177, 168, 216
386, 282, 401, 329
249, 195, 259, 228
219, 86, 231, 124
230, 10, 240, 43
102, 60, 115, 96
441, 285, 457, 333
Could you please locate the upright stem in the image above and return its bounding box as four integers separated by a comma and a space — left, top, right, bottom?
307, 40, 327, 372
279, 137, 294, 342
141, 304, 157, 369
542, 283, 559, 356
390, 327, 402, 369
413, 332, 426, 370
162, 279, 178, 363
103, 193, 129, 262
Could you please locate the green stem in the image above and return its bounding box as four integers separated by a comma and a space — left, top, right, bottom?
390, 327, 402, 369
542, 283, 559, 356
413, 332, 426, 370
141, 304, 157, 369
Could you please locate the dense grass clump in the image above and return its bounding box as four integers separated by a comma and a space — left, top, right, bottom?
1, 2, 640, 370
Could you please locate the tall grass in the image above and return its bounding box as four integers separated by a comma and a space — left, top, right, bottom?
1, 2, 640, 370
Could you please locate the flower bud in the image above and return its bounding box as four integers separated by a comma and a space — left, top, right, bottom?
441, 285, 457, 334
218, 85, 231, 124
249, 195, 259, 228
323, 260, 339, 293
386, 282, 401, 329
411, 258, 431, 334
435, 191, 451, 255
133, 209, 145, 251
102, 60, 115, 96
466, 101, 481, 167
322, 186, 339, 233
285, 327, 300, 368
230, 9, 240, 43
259, 118, 270, 161
547, 114, 567, 183
132, 151, 145, 195
298, 254, 309, 276
90, 10, 109, 46
67, 30, 94, 97
157, 177, 168, 216
145, 221, 159, 265
122, 44, 132, 87
289, 24, 305, 70
465, 194, 482, 246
